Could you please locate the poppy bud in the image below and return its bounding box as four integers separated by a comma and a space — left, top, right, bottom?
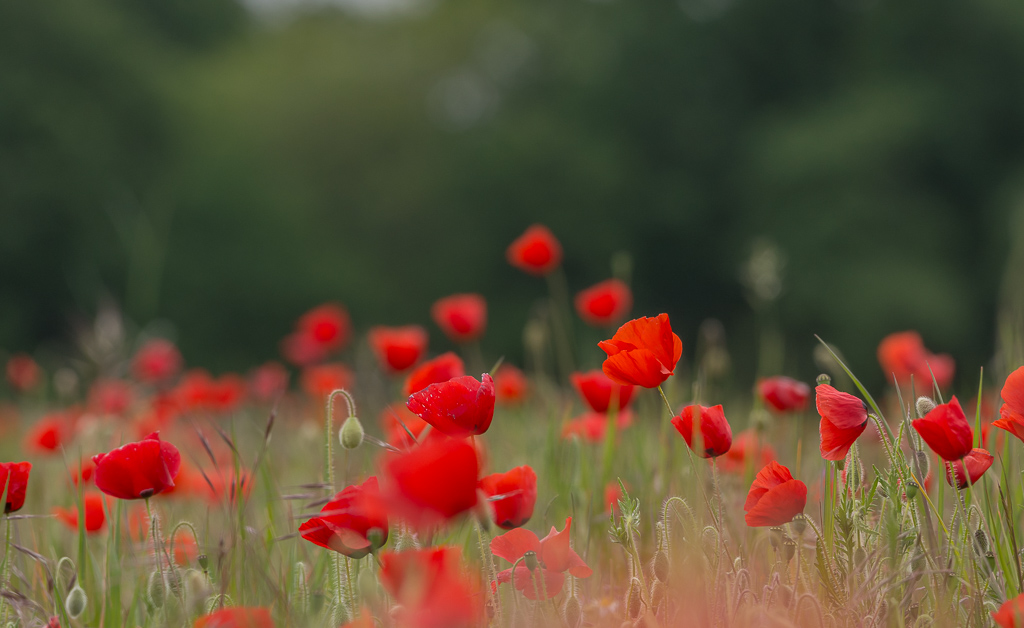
626, 577, 642, 620
147, 572, 167, 609
167, 568, 183, 597
186, 570, 208, 604
914, 450, 931, 482
563, 595, 582, 628
974, 529, 990, 555
290, 562, 309, 614
652, 550, 669, 583
816, 374, 831, 387
523, 550, 539, 572
65, 585, 87, 619
357, 567, 378, 605
650, 579, 666, 614
916, 396, 937, 418
854, 548, 867, 567
339, 416, 364, 450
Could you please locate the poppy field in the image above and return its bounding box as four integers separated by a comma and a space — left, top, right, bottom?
3, 223, 1024, 628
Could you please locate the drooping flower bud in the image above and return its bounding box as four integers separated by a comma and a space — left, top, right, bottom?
626, 577, 642, 620
652, 550, 669, 583
339, 415, 364, 450
563, 594, 582, 628
916, 396, 937, 418
974, 529, 990, 556
65, 585, 87, 619
147, 572, 167, 609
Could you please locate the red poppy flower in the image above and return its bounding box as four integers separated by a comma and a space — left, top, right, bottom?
816, 384, 869, 461
72, 457, 96, 486
300, 363, 355, 400
944, 448, 993, 489
598, 314, 683, 388
368, 325, 429, 373
671, 404, 732, 458
132, 339, 183, 384
379, 547, 483, 628
431, 294, 487, 343
574, 279, 632, 328
560, 410, 634, 443
248, 362, 289, 403
757, 376, 810, 413
193, 607, 274, 628
171, 532, 198, 566
206, 374, 247, 414
402, 352, 465, 397
994, 366, 1024, 443
406, 373, 495, 438
381, 438, 479, 530
743, 461, 807, 527
0, 462, 31, 513
491, 517, 592, 600
53, 493, 106, 533
88, 379, 133, 415
494, 364, 529, 405
570, 370, 635, 413
994, 593, 1024, 628
719, 429, 776, 474
6, 354, 40, 392
506, 224, 563, 276
92, 432, 181, 500
479, 465, 537, 529
25, 413, 71, 454
300, 477, 388, 559
913, 396, 974, 461
281, 303, 352, 366
877, 331, 955, 388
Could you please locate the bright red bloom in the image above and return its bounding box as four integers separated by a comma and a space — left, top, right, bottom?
816, 384, 869, 461
89, 379, 133, 415
402, 352, 465, 397
719, 429, 776, 474
431, 294, 487, 343
491, 517, 592, 600
0, 462, 31, 513
282, 303, 352, 366
300, 363, 354, 400
25, 413, 71, 454
744, 461, 807, 527
6, 354, 40, 392
877, 331, 955, 388
671, 404, 733, 458
379, 547, 483, 628
494, 364, 529, 405
248, 362, 289, 403
598, 314, 683, 388
570, 370, 635, 413
913, 396, 974, 461
560, 410, 633, 443
575, 279, 632, 328
193, 607, 274, 628
368, 325, 428, 373
758, 376, 810, 413
479, 466, 537, 529
132, 339, 183, 384
994, 593, 1024, 628
944, 448, 993, 489
300, 477, 388, 559
92, 432, 181, 500
381, 438, 479, 529
53, 493, 106, 533
994, 366, 1024, 443
406, 373, 495, 438
506, 224, 563, 276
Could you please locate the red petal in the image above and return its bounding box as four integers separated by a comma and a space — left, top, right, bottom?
490, 527, 541, 563
815, 385, 868, 430
1003, 366, 1024, 416
819, 416, 868, 461
744, 479, 807, 527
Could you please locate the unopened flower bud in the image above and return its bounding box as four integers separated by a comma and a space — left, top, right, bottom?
626, 577, 642, 620
339, 416, 364, 450
816, 374, 831, 387
974, 529, 990, 555
916, 396, 937, 418
563, 595, 582, 628
652, 550, 669, 583
147, 572, 167, 609
914, 450, 930, 481
65, 585, 87, 619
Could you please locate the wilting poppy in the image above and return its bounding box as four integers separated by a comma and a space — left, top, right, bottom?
431, 294, 487, 343
402, 352, 465, 397
944, 448, 993, 489
379, 546, 483, 628
25, 413, 71, 454
0, 462, 31, 513
88, 379, 133, 415
248, 362, 289, 404
719, 429, 776, 475
744, 461, 807, 527
479, 466, 537, 529
994, 593, 1024, 628
757, 376, 810, 413
506, 224, 563, 276
132, 339, 183, 384
816, 385, 869, 461
368, 326, 428, 373
570, 370, 635, 413
913, 396, 974, 461
994, 366, 1024, 443
406, 373, 495, 438
193, 607, 274, 628
381, 438, 479, 529
92, 432, 181, 500
6, 354, 40, 392
300, 477, 388, 559
300, 363, 355, 400
494, 364, 529, 405
491, 517, 592, 600
53, 493, 106, 533
877, 331, 955, 388
561, 410, 633, 443
598, 314, 682, 388
672, 404, 732, 458
575, 279, 632, 328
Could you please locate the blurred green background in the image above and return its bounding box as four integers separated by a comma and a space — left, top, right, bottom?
3, 0, 1024, 390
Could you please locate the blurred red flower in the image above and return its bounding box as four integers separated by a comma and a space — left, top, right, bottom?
719, 429, 776, 474
380, 404, 432, 448
132, 339, 183, 384
431, 294, 487, 343
494, 364, 529, 405
598, 314, 682, 388
994, 366, 1024, 443
281, 303, 351, 366
406, 374, 495, 438
993, 593, 1024, 628
575, 279, 632, 328
570, 370, 635, 413
561, 410, 633, 443
604, 481, 625, 514
479, 465, 537, 529
877, 331, 955, 388
379, 546, 483, 628
53, 493, 106, 533
25, 413, 71, 455
402, 352, 465, 397
368, 325, 428, 373
92, 432, 181, 500
816, 384, 869, 461
88, 379, 133, 415
381, 438, 479, 530
944, 448, 993, 489
5, 354, 40, 392
757, 376, 810, 413
506, 224, 563, 276
913, 396, 973, 461
671, 404, 732, 458
0, 462, 31, 513
743, 461, 807, 527
300, 363, 354, 400
248, 361, 289, 404
193, 607, 274, 628
491, 517, 592, 600
300, 476, 388, 559
206, 374, 247, 414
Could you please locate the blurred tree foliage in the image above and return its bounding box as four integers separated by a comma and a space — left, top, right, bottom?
3, 0, 1024, 390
